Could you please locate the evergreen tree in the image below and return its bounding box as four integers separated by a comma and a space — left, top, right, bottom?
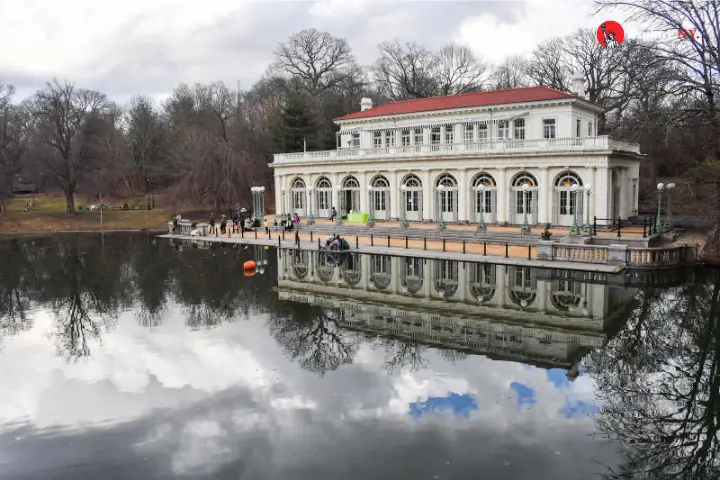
279, 93, 316, 153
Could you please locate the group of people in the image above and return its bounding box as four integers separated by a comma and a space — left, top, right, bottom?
208, 212, 256, 235
323, 233, 350, 251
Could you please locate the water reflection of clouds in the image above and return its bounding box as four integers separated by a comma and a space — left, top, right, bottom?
0, 306, 608, 478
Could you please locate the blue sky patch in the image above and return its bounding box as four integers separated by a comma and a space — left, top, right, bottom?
409, 393, 478, 420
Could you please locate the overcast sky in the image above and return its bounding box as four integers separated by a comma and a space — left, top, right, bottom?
0, 0, 632, 103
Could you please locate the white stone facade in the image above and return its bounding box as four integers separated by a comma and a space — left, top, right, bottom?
271, 92, 643, 227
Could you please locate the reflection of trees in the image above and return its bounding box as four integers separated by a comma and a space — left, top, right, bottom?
0, 240, 34, 348
586, 270, 720, 480
380, 339, 428, 373
268, 304, 358, 376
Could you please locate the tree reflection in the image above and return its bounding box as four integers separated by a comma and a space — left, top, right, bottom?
586, 270, 720, 480
0, 239, 33, 343
268, 304, 359, 376
380, 339, 428, 374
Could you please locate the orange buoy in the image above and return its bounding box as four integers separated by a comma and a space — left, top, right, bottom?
244, 269, 256, 277
244, 260, 257, 270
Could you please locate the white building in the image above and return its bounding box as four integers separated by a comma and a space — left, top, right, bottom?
271, 82, 643, 228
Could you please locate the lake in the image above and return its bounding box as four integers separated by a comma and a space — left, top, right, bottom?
0, 233, 718, 480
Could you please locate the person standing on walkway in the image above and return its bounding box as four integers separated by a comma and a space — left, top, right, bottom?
330, 207, 337, 221
209, 213, 216, 234
295, 229, 300, 248
264, 218, 269, 234
220, 215, 227, 234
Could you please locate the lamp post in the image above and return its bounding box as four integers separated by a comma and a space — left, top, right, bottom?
367, 184, 375, 227
666, 182, 675, 231
335, 188, 343, 225
583, 187, 592, 236
569, 184, 580, 235
655, 182, 665, 233
520, 183, 531, 234
306, 186, 314, 225
281, 188, 286, 217
475, 184, 487, 231
436, 185, 446, 230
250, 186, 265, 223
400, 185, 409, 228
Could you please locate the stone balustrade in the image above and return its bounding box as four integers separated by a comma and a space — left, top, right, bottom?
273, 135, 641, 164
168, 221, 209, 236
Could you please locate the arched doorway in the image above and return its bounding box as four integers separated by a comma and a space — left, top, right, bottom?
401, 174, 423, 222
468, 263, 496, 303
553, 171, 584, 227
436, 174, 458, 223
340, 176, 360, 216
315, 177, 333, 219
400, 257, 424, 294
433, 259, 459, 298
510, 172, 538, 226
290, 178, 306, 217
370, 255, 392, 290
471, 173, 497, 224
507, 266, 537, 308
371, 175, 390, 220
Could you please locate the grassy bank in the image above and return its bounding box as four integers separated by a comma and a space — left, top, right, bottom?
0, 194, 172, 234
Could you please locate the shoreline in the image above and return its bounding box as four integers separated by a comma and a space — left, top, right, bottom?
0, 228, 167, 237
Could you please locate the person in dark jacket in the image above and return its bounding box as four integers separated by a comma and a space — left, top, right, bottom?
209, 213, 216, 234
220, 215, 227, 234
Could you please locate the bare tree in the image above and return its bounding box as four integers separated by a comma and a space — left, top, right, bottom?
372, 40, 439, 100
272, 28, 359, 93
0, 91, 29, 215
124, 95, 167, 197
435, 44, 489, 95
489, 56, 531, 90
526, 38, 572, 91
28, 80, 110, 213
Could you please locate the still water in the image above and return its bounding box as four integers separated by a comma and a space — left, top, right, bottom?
0, 233, 717, 480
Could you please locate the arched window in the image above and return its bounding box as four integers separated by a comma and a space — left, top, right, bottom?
371, 255, 391, 290
316, 177, 332, 189
554, 171, 583, 188
554, 171, 584, 221
342, 176, 360, 189
291, 178, 306, 211
434, 260, 458, 297
436, 174, 457, 188
512, 172, 538, 187
507, 266, 537, 308
291, 250, 308, 279
401, 257, 424, 293
472, 173, 496, 216
372, 176, 389, 188
469, 263, 496, 302
550, 280, 582, 312
473, 173, 496, 188
342, 253, 362, 286
402, 174, 422, 189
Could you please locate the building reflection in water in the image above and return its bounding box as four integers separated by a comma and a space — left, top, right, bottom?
276, 250, 638, 373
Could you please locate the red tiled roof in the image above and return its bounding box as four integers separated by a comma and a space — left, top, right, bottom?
334, 86, 576, 122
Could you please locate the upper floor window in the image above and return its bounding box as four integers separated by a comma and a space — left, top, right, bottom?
497, 120, 509, 139
464, 124, 474, 143
401, 129, 411, 146
414, 129, 423, 145
543, 119, 556, 139
444, 125, 454, 144
385, 130, 395, 147
478, 122, 488, 140
588, 122, 594, 136
513, 119, 525, 140
431, 127, 441, 145
373, 131, 382, 148
352, 133, 360, 147
576, 119, 581, 137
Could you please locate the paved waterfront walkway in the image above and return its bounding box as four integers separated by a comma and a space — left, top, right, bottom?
159, 231, 625, 273
292, 217, 647, 238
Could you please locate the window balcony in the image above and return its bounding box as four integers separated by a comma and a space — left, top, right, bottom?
272, 135, 641, 165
